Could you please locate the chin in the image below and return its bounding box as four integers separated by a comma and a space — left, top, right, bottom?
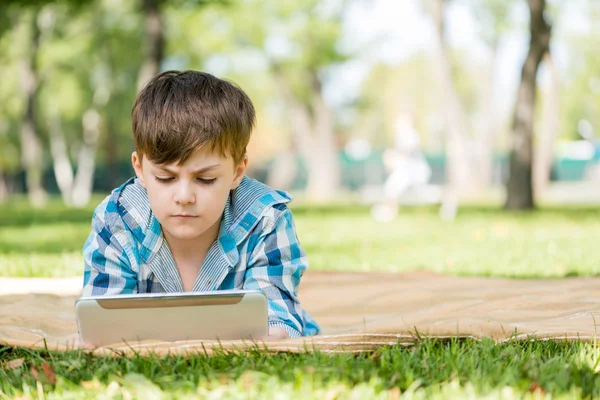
164, 226, 206, 241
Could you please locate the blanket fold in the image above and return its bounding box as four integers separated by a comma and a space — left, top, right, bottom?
1, 271, 598, 355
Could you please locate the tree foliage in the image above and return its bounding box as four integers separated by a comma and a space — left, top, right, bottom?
0, 0, 598, 205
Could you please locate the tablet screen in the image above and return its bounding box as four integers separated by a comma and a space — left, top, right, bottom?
76, 290, 268, 346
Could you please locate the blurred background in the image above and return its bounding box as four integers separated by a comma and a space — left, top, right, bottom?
2, 0, 600, 281
1, 0, 599, 210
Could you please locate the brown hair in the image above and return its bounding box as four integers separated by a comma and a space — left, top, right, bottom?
131, 70, 256, 165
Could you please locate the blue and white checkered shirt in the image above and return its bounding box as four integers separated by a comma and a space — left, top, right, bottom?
82, 176, 319, 338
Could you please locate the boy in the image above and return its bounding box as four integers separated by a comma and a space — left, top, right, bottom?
81, 70, 319, 340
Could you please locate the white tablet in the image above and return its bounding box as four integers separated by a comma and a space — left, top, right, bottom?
75, 290, 268, 347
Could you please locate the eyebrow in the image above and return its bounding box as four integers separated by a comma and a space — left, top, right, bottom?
157, 164, 220, 174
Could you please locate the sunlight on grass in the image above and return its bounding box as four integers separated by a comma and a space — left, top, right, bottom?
1, 339, 598, 399
6, 373, 583, 399
0, 224, 90, 253
296, 210, 600, 278
0, 252, 82, 278
1, 195, 599, 400
2, 202, 600, 278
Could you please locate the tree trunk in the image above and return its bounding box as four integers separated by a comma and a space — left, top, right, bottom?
47, 3, 109, 208
19, 11, 47, 208
0, 172, 7, 203
49, 108, 101, 208
48, 110, 75, 205
104, 117, 118, 190
96, 8, 118, 190
307, 71, 340, 201
266, 147, 298, 191
272, 67, 341, 201
48, 57, 106, 208
137, 0, 164, 91
272, 68, 314, 168
289, 102, 315, 177
432, 0, 473, 193
475, 43, 499, 190
71, 109, 101, 207
505, 0, 551, 210
533, 52, 559, 196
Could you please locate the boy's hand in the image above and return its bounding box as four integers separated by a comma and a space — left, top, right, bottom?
65, 332, 97, 350
257, 327, 290, 341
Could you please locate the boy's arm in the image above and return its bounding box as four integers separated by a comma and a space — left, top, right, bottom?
244, 204, 308, 339
82, 209, 137, 296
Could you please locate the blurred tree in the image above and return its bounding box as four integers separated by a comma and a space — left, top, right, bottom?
40, 0, 147, 200
428, 0, 474, 194
136, 0, 226, 90
0, 128, 19, 203
1, 0, 231, 205
42, 0, 182, 205
533, 52, 559, 195
136, 0, 165, 90
226, 0, 348, 201
0, 6, 29, 202
177, 0, 348, 200
559, 1, 600, 142
18, 8, 47, 207
42, 2, 109, 207
464, 0, 516, 189
352, 54, 448, 154
505, 0, 551, 210
561, 43, 600, 142
1, 0, 92, 206
93, 0, 142, 190
532, 2, 561, 197
0, 176, 5, 203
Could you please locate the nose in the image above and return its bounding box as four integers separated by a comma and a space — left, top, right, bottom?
173, 181, 195, 205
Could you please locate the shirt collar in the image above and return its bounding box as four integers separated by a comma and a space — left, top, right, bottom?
117, 176, 292, 265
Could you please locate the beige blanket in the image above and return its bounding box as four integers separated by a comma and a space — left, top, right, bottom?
1, 271, 598, 356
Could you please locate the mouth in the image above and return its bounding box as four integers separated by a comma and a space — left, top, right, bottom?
172, 214, 198, 218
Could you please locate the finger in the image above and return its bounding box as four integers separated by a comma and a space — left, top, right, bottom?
66, 334, 96, 350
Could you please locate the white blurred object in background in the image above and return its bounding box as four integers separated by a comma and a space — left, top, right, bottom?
372, 114, 434, 222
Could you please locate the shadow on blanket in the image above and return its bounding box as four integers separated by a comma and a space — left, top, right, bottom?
1, 271, 599, 356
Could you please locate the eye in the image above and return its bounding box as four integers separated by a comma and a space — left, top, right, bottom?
154, 176, 174, 183
197, 178, 217, 185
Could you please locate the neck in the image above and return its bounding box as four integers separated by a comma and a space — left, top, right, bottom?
163, 217, 222, 258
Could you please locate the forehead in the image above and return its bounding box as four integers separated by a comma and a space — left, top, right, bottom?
144, 146, 233, 169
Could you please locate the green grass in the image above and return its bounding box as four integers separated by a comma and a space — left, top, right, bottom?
2, 199, 600, 278
2, 198, 600, 398
2, 338, 600, 399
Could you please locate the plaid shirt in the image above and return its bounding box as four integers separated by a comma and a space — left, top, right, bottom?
82, 176, 319, 338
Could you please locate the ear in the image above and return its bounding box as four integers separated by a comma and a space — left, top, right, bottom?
131, 151, 146, 188
230, 155, 248, 190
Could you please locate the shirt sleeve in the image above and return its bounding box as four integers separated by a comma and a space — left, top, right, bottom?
81, 203, 137, 296
243, 204, 308, 338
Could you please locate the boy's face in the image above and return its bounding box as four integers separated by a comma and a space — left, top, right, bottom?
132, 146, 247, 243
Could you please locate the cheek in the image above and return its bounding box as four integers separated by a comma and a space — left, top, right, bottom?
146, 186, 171, 211
206, 185, 232, 211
